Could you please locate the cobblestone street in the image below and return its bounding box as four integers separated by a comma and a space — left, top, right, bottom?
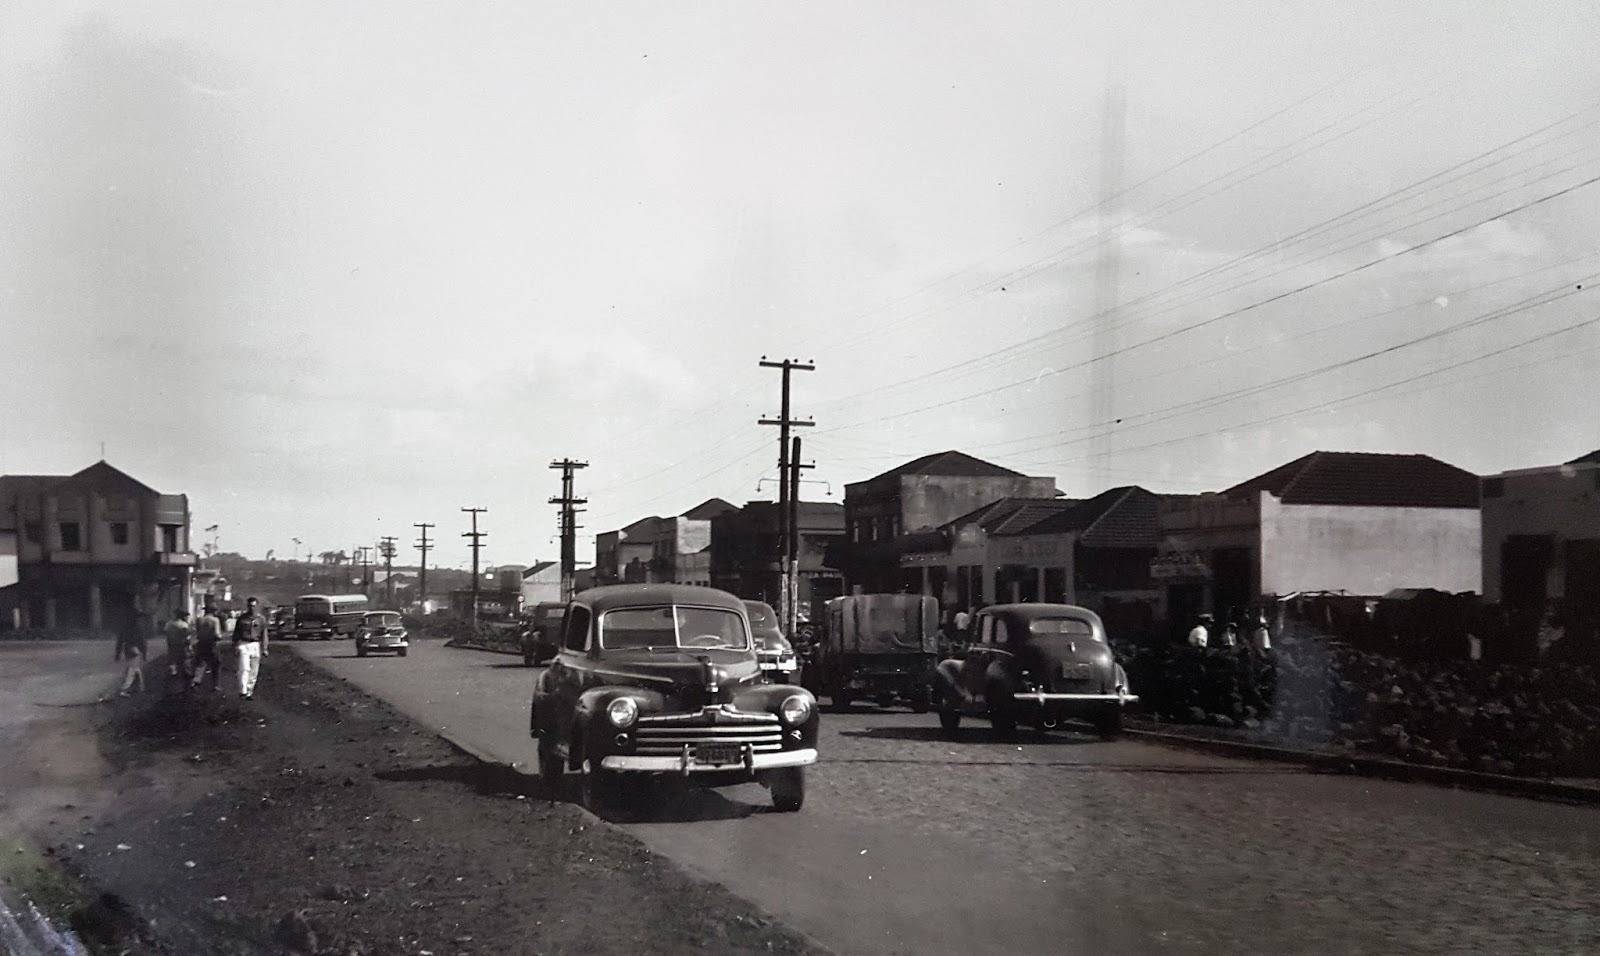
299, 638, 1600, 955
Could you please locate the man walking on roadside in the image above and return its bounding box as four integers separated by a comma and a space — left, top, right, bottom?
164, 609, 194, 682
232, 597, 269, 700
192, 605, 225, 691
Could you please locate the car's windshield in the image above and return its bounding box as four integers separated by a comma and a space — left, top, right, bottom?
600, 605, 749, 650
365, 612, 401, 626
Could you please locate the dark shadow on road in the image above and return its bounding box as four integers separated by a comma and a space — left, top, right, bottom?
839, 726, 1099, 746
375, 761, 564, 800
488, 663, 537, 670
822, 757, 1324, 774
618, 785, 766, 824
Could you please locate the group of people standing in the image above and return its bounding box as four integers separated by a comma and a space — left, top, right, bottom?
1186, 611, 1273, 652
115, 596, 271, 699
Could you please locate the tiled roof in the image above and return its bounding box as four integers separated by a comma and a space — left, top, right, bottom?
864, 450, 1026, 483
1225, 451, 1479, 509
941, 497, 1080, 536
53, 461, 160, 497
1565, 449, 1600, 466
1014, 486, 1161, 548
681, 498, 738, 520
522, 561, 558, 577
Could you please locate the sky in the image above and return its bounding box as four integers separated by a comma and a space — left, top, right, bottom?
3, 1, 1600, 570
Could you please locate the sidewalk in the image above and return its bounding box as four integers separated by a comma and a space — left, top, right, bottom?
1125, 718, 1600, 806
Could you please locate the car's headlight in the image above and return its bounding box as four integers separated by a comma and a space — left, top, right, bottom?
606, 697, 639, 728
779, 694, 811, 725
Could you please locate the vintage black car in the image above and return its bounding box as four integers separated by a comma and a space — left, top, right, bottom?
529, 584, 819, 814
354, 610, 409, 657
744, 600, 802, 686
933, 603, 1136, 739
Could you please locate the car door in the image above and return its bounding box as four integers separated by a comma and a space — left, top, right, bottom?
549, 604, 592, 747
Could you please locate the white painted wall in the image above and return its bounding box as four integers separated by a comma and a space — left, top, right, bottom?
1259, 494, 1481, 596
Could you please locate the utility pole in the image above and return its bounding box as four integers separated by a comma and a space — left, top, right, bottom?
355, 546, 372, 596
759, 357, 814, 634
414, 523, 434, 612
462, 508, 487, 628
549, 460, 589, 602
787, 435, 814, 638
379, 537, 397, 608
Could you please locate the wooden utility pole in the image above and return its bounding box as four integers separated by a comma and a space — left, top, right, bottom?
549, 460, 589, 602
379, 537, 397, 607
787, 435, 814, 637
462, 508, 487, 627
414, 523, 434, 611
760, 357, 814, 634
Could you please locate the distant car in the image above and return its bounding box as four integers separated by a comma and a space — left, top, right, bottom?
933, 603, 1136, 739
267, 607, 294, 641
529, 584, 818, 815
743, 600, 802, 686
355, 611, 409, 658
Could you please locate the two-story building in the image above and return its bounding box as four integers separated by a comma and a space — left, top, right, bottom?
520, 560, 560, 607
1155, 451, 1481, 626
709, 499, 846, 617
0, 461, 197, 635
1480, 449, 1600, 623
594, 499, 736, 587
841, 450, 1059, 593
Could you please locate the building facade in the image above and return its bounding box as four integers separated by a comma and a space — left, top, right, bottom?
1155, 451, 1481, 628
521, 561, 561, 607
595, 499, 735, 587
0, 461, 197, 634
841, 450, 1058, 594
1481, 451, 1600, 620
709, 500, 846, 618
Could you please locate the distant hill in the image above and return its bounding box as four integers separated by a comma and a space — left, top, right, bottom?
200, 554, 477, 608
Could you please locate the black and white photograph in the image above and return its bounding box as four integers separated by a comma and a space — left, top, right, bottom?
3, 1, 1599, 953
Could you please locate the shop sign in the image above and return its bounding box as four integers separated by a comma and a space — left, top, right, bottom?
1151, 551, 1210, 580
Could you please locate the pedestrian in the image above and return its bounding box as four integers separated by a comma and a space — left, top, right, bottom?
164, 609, 194, 681
1251, 613, 1272, 652
1187, 614, 1211, 649
232, 597, 269, 700
117, 618, 147, 697
1219, 621, 1239, 648
192, 605, 225, 691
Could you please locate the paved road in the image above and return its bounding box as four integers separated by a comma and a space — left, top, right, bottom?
292, 638, 1600, 955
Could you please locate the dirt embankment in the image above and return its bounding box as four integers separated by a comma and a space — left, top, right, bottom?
41, 650, 826, 955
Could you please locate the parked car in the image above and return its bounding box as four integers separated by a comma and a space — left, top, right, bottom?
933, 603, 1136, 739
355, 610, 409, 658
809, 594, 939, 712
520, 602, 567, 667
529, 584, 818, 815
267, 607, 294, 641
744, 600, 802, 686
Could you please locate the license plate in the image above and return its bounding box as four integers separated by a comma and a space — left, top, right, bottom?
694, 742, 741, 765
1061, 662, 1094, 680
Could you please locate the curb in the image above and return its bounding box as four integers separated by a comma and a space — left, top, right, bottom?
1125, 726, 1600, 806
443, 640, 523, 658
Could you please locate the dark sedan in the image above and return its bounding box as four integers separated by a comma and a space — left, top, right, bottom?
933, 603, 1136, 739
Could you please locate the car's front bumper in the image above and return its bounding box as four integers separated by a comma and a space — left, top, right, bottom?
601, 746, 817, 774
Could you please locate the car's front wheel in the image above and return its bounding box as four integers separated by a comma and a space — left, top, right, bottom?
397, 647, 408, 657
767, 767, 805, 812
356, 645, 368, 658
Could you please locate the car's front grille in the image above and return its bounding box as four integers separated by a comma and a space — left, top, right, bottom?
631, 707, 784, 756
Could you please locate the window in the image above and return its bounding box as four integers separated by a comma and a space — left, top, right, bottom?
563, 606, 591, 652
978, 615, 994, 644
110, 522, 129, 545
23, 521, 41, 544
993, 617, 1012, 645
59, 521, 82, 551
159, 524, 180, 553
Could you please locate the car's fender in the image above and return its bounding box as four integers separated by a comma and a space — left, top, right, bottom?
934, 658, 967, 698
729, 682, 813, 714
573, 685, 669, 757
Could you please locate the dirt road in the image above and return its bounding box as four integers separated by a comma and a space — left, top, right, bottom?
296, 637, 1600, 956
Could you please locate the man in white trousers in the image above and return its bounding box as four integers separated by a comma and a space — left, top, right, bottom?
232, 596, 269, 699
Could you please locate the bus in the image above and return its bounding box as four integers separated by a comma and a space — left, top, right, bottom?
293, 594, 370, 640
